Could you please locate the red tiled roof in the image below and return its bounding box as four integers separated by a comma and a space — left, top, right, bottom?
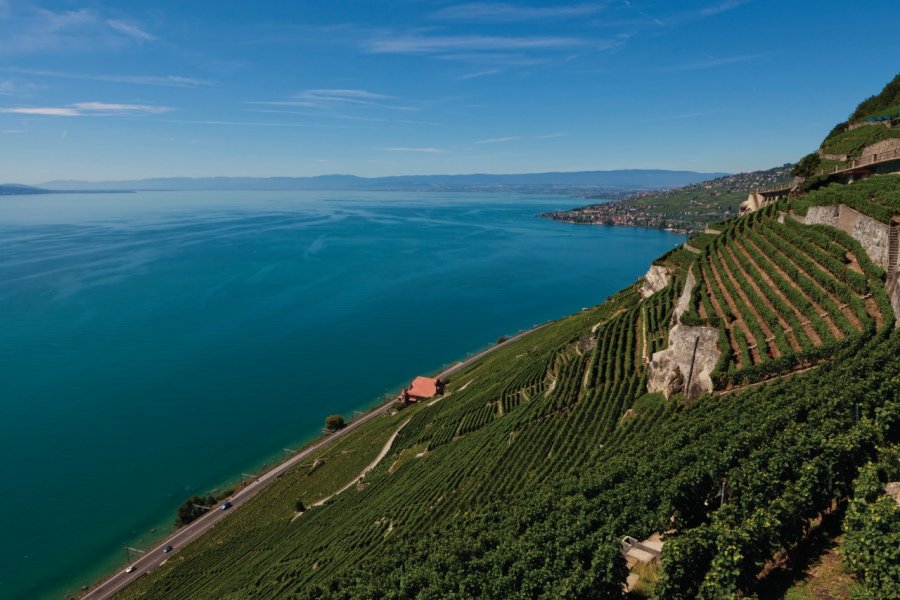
408, 376, 438, 398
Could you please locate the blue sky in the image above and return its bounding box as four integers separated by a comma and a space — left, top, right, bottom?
0, 0, 898, 183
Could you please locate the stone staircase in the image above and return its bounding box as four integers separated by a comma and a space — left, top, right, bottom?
889, 223, 899, 283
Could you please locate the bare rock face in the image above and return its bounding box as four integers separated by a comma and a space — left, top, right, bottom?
647, 324, 721, 400
673, 268, 696, 323
640, 265, 671, 299
803, 205, 840, 228
886, 482, 900, 507
889, 274, 900, 327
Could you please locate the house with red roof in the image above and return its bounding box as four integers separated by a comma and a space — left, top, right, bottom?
399, 376, 444, 403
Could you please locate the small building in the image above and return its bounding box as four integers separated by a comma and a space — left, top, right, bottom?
407, 376, 444, 401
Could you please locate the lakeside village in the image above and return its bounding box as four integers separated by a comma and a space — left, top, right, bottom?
545, 166, 794, 233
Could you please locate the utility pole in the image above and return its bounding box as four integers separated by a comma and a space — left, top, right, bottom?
719, 479, 727, 508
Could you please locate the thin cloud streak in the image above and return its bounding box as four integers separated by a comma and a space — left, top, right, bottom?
364, 34, 588, 54
700, 0, 749, 17
376, 146, 447, 153
473, 133, 567, 144
163, 119, 370, 129
1, 102, 172, 116
105, 19, 155, 41
431, 3, 604, 22
0, 67, 213, 87
659, 52, 769, 72
458, 68, 500, 80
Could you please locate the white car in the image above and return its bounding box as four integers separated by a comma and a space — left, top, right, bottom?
125, 566, 137, 574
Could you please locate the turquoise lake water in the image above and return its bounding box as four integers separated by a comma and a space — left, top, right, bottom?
0, 191, 684, 599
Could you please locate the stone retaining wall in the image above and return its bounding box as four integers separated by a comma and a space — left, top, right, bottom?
799, 204, 890, 269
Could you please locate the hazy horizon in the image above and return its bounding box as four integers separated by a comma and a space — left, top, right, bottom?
1, 1, 899, 184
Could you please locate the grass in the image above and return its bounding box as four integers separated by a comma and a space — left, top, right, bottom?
820, 125, 900, 158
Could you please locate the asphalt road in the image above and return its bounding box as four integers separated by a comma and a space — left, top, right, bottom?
80, 322, 546, 599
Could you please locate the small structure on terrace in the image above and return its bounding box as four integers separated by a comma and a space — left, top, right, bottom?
402, 376, 445, 402
740, 179, 799, 215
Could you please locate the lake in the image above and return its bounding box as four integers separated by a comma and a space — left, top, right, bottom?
0, 191, 684, 599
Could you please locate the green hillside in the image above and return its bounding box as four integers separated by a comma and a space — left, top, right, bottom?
544, 165, 794, 234
818, 73, 900, 161
110, 84, 900, 600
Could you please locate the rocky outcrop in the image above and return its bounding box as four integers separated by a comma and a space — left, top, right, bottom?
889, 274, 900, 327
647, 324, 721, 400
639, 265, 671, 299
673, 268, 696, 323
647, 267, 720, 399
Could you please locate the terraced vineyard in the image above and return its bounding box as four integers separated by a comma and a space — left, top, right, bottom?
691, 206, 893, 387
117, 284, 683, 599
113, 176, 899, 600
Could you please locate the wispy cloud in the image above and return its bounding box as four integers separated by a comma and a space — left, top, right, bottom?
700, 0, 749, 17
431, 3, 604, 22
0, 6, 157, 55
1, 102, 172, 116
105, 19, 155, 41
1, 67, 212, 87
364, 34, 588, 55
376, 146, 447, 153
473, 132, 567, 144
660, 52, 769, 72
0, 78, 38, 96
458, 68, 500, 80
163, 119, 368, 129
249, 88, 423, 114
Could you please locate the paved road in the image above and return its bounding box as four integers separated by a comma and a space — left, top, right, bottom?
80, 323, 546, 600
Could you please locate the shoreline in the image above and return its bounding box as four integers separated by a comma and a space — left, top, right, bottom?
78, 321, 551, 600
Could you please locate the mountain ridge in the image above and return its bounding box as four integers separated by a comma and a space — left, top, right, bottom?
40, 169, 728, 192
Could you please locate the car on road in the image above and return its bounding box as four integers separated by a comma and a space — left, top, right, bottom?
162, 545, 173, 553
125, 566, 137, 574
220, 501, 232, 510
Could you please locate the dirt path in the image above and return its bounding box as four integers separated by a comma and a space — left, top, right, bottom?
700, 261, 746, 369
744, 236, 844, 341
722, 245, 801, 353
310, 417, 411, 509
756, 230, 862, 331
715, 248, 782, 359
733, 238, 822, 346
707, 254, 763, 364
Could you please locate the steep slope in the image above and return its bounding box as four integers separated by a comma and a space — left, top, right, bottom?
110, 79, 900, 600
114, 181, 898, 599
545, 165, 794, 233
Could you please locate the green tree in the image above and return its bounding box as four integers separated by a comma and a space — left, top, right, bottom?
791, 152, 821, 178
325, 414, 345, 432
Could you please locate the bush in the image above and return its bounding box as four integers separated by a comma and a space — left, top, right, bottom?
325, 414, 346, 432
792, 152, 821, 178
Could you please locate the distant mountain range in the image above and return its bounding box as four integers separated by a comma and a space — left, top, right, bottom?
39, 170, 728, 193
0, 183, 54, 195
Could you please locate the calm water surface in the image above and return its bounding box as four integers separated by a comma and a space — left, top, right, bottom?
0, 191, 684, 598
